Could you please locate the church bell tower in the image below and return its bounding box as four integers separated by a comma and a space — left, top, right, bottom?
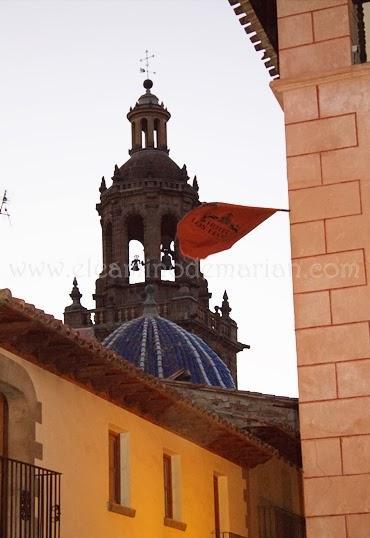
64, 79, 247, 383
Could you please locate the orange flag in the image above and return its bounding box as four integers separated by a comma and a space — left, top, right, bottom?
177, 202, 284, 259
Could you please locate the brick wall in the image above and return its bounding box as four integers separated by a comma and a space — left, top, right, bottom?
273, 1, 370, 536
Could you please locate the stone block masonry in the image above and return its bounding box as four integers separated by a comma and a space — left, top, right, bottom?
273, 0, 370, 535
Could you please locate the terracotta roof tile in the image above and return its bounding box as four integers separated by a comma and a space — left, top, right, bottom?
0, 289, 282, 468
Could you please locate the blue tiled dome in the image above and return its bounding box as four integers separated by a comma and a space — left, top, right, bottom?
103, 314, 235, 389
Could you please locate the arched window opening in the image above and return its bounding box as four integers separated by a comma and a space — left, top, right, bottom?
141, 118, 148, 149
105, 222, 113, 268
127, 215, 145, 284
0, 392, 8, 457
129, 240, 145, 284
154, 118, 159, 148
161, 215, 177, 282
161, 240, 175, 282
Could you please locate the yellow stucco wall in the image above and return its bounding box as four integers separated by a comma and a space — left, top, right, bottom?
0, 347, 248, 538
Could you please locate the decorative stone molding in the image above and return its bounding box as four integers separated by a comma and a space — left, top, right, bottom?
163, 517, 187, 531
271, 60, 370, 106
107, 501, 136, 518
0, 350, 42, 463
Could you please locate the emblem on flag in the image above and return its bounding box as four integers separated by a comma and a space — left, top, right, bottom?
177, 202, 286, 259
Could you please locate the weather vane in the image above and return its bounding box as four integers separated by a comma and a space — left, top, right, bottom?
0, 190, 10, 220
140, 49, 156, 79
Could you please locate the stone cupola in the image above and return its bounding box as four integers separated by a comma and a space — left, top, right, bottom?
127, 79, 170, 155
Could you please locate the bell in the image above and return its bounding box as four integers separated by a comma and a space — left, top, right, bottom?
131, 255, 143, 272
161, 250, 174, 271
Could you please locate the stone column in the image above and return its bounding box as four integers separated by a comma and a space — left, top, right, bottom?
113, 215, 128, 284
158, 119, 167, 150
146, 117, 155, 148
133, 120, 142, 150
144, 206, 161, 281
274, 1, 370, 535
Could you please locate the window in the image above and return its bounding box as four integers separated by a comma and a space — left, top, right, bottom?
108, 430, 133, 516
163, 454, 173, 519
213, 474, 230, 537
109, 431, 120, 504
213, 475, 221, 538
163, 453, 187, 531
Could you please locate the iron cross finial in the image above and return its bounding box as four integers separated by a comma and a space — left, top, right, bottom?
139, 49, 156, 79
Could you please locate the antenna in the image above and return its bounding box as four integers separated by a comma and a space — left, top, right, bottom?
139, 49, 156, 79
0, 190, 10, 219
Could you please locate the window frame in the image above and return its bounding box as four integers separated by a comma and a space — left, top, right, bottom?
109, 431, 121, 505
163, 452, 187, 531
163, 453, 173, 519
213, 474, 221, 538
108, 430, 135, 517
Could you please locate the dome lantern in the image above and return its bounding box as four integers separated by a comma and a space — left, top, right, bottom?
127, 80, 171, 155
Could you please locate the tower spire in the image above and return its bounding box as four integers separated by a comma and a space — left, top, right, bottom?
69, 277, 83, 307
221, 290, 231, 318
99, 176, 107, 193
64, 277, 91, 328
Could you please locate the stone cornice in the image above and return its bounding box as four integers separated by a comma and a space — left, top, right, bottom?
271, 61, 370, 107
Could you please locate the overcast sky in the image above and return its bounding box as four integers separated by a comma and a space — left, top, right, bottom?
0, 0, 298, 396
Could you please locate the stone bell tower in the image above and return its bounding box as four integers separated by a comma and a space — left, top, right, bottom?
64, 79, 247, 382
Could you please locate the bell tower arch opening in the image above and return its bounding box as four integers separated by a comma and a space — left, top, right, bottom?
161, 214, 177, 282
154, 118, 159, 149
140, 118, 148, 149
127, 214, 145, 284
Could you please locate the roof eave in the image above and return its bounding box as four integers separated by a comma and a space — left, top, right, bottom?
228, 0, 279, 78
0, 289, 276, 468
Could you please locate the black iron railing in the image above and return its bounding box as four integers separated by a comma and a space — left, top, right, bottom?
258, 501, 305, 538
0, 456, 61, 538
352, 0, 368, 64
211, 531, 245, 538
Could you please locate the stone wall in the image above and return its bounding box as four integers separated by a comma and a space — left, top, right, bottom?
273, 1, 370, 535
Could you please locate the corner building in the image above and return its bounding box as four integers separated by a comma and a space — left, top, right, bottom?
227, 0, 370, 536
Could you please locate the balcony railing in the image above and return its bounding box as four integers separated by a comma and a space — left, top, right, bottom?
211, 531, 245, 538
258, 501, 305, 538
0, 456, 61, 538
91, 302, 234, 339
